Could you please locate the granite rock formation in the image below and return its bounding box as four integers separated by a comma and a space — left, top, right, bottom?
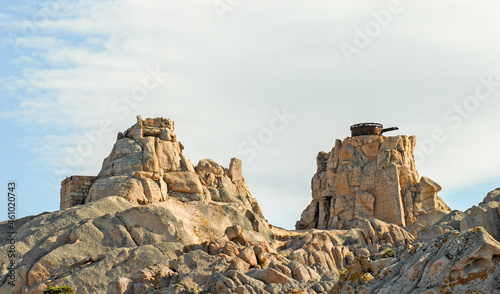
296, 135, 450, 231
81, 116, 264, 219
331, 227, 500, 293
106, 223, 500, 294
417, 189, 500, 244
2, 118, 500, 294
0, 196, 272, 294
460, 188, 500, 241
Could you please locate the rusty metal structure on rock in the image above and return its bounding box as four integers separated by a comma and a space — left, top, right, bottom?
350, 123, 399, 137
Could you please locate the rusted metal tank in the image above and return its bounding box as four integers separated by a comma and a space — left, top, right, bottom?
350, 123, 399, 137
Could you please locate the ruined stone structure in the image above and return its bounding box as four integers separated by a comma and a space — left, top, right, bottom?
296, 133, 450, 230
60, 176, 98, 209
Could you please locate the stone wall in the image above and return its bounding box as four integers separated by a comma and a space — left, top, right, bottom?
60, 176, 98, 209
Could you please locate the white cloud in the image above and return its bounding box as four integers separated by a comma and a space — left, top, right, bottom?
2, 0, 500, 228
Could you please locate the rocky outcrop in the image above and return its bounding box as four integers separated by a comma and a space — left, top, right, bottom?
106, 224, 404, 294
460, 188, 500, 241
0, 117, 270, 294
1, 194, 414, 293
332, 227, 500, 293
3, 117, 500, 294
414, 188, 500, 243
106, 225, 500, 294
0, 195, 272, 294
83, 116, 264, 219
296, 135, 450, 231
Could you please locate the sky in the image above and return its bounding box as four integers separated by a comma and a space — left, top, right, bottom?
1, 0, 500, 229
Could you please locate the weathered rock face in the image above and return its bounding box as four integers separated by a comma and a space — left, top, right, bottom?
108, 228, 342, 294
460, 188, 500, 241
0, 117, 271, 294
83, 116, 264, 219
4, 117, 500, 294
296, 135, 451, 231
0, 196, 273, 294
333, 227, 500, 294
106, 226, 500, 294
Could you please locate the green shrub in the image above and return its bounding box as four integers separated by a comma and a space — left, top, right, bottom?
43, 286, 75, 294
383, 248, 395, 258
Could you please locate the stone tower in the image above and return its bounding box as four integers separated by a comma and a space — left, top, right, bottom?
296, 131, 450, 230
